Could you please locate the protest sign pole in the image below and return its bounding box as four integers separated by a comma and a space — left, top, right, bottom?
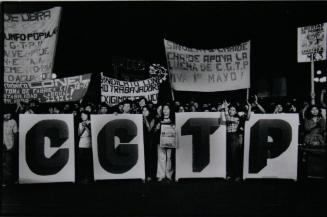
246, 88, 250, 101
311, 55, 315, 105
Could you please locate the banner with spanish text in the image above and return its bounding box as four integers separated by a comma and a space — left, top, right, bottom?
4, 74, 91, 104
4, 7, 62, 82
19, 114, 75, 183
297, 23, 327, 62
101, 73, 159, 106
164, 39, 250, 92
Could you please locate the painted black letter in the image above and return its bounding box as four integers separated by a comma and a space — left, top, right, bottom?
181, 118, 220, 172
26, 120, 69, 175
97, 119, 138, 174
249, 119, 292, 173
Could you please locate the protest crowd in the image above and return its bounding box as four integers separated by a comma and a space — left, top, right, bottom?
2, 6, 327, 186
3, 88, 326, 185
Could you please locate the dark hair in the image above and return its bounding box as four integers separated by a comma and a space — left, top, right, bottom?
80, 110, 91, 120
123, 100, 132, 106
305, 105, 322, 119
161, 102, 175, 122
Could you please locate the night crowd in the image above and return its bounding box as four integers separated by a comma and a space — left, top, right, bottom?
2, 89, 327, 186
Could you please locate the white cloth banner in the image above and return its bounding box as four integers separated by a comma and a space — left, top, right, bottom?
101, 73, 159, 106
243, 114, 299, 180
164, 39, 250, 92
297, 23, 327, 62
19, 114, 75, 183
4, 7, 62, 82
175, 112, 226, 180
91, 114, 145, 180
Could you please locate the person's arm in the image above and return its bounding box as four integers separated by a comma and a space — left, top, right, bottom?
246, 101, 252, 120
253, 95, 266, 113
320, 89, 326, 108
301, 104, 309, 121
78, 122, 86, 136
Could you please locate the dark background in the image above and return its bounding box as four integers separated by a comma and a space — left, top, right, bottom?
3, 1, 327, 103
2, 1, 327, 217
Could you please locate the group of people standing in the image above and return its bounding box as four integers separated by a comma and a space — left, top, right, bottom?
2, 90, 327, 185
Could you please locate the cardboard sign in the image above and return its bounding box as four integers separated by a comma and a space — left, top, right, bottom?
19, 114, 75, 183
175, 112, 226, 180
164, 39, 250, 92
159, 124, 177, 148
298, 23, 327, 62
243, 114, 299, 180
91, 114, 145, 180
4, 7, 62, 82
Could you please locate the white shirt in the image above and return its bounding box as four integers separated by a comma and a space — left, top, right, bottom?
78, 121, 91, 148
3, 119, 18, 150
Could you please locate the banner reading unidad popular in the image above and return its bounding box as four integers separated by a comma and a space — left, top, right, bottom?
4, 74, 91, 104
4, 7, 62, 82
164, 39, 250, 92
298, 23, 327, 62
101, 73, 160, 106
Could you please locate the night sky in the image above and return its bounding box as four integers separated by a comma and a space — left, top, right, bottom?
3, 1, 327, 102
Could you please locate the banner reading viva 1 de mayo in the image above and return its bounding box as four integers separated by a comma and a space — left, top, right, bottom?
4, 7, 62, 82
101, 73, 159, 106
4, 74, 91, 104
164, 39, 250, 92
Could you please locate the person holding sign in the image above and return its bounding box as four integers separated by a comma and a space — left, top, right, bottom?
77, 111, 93, 184
154, 103, 176, 182
222, 100, 250, 181
142, 106, 156, 182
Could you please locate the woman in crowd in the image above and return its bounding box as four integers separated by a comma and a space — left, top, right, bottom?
2, 110, 18, 186
303, 105, 326, 147
154, 103, 175, 182
142, 106, 156, 181
77, 111, 93, 184
222, 100, 251, 181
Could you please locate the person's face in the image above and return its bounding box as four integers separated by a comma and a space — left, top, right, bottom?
178, 106, 185, 113
174, 101, 180, 107
81, 113, 88, 121
4, 113, 11, 121
276, 104, 283, 113
139, 99, 146, 107
73, 110, 78, 116
191, 106, 196, 112
85, 106, 92, 112
123, 103, 131, 113
48, 107, 54, 114
142, 107, 149, 117
53, 107, 60, 114
100, 107, 108, 114
163, 105, 170, 117
228, 106, 237, 116
118, 104, 124, 111
311, 107, 319, 116
156, 105, 162, 115
194, 102, 199, 109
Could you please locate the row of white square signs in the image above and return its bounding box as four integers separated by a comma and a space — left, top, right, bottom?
18, 113, 299, 183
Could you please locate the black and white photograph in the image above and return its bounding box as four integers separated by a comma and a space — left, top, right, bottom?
1, 1, 327, 216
